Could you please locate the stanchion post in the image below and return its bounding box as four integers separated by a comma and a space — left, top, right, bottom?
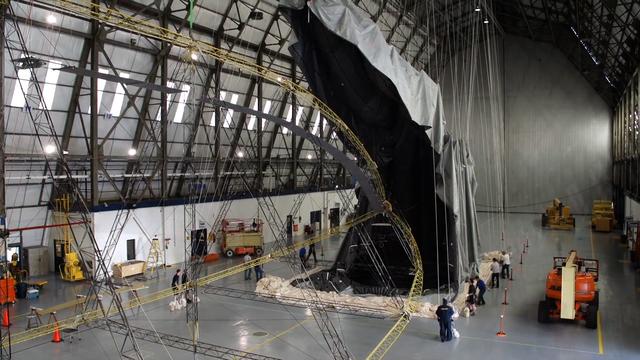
502, 287, 509, 305
496, 315, 507, 337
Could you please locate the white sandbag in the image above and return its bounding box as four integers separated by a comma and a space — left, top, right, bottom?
462, 307, 470, 318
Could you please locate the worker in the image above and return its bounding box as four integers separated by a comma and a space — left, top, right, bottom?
306, 242, 317, 266
490, 258, 501, 288
475, 275, 486, 305
180, 269, 191, 304
254, 263, 264, 281
299, 246, 307, 271
171, 269, 181, 295
243, 253, 252, 280
501, 251, 511, 279
435, 298, 454, 342
251, 218, 258, 232
181, 269, 188, 286
466, 278, 477, 316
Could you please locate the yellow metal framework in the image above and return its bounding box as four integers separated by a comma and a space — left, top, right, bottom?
15, 1, 426, 357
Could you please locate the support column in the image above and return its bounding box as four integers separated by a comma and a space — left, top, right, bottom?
89, 1, 100, 207
160, 15, 168, 201
290, 63, 297, 191
213, 34, 222, 190
257, 52, 264, 191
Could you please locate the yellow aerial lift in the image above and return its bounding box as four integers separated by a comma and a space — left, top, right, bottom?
542, 198, 575, 230
591, 200, 615, 232
54, 195, 85, 281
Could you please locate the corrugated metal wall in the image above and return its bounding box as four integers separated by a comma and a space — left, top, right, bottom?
504, 35, 612, 214
442, 35, 612, 215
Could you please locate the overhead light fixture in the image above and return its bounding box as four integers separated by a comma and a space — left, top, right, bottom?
475, 6, 481, 12
276, 76, 283, 82
128, 148, 137, 156
44, 144, 56, 154
484, 19, 489, 24
306, 153, 313, 160
190, 51, 198, 61
237, 151, 244, 158
62, 150, 69, 155
46, 14, 57, 24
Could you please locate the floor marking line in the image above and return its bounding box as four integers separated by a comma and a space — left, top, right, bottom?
597, 310, 604, 355
245, 317, 313, 354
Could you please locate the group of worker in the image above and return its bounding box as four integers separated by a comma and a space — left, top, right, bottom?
298, 242, 318, 270
243, 253, 264, 281
435, 250, 512, 342
171, 269, 192, 302
490, 250, 511, 288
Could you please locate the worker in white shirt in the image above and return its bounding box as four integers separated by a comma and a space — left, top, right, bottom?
243, 253, 252, 280
490, 258, 501, 288
501, 251, 511, 279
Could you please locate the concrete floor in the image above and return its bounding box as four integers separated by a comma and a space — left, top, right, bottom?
7, 213, 640, 359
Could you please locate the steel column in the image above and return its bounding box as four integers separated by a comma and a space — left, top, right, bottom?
89, 0, 99, 207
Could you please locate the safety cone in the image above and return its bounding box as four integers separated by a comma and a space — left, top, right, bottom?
496, 315, 507, 337
51, 322, 63, 343
1, 308, 10, 328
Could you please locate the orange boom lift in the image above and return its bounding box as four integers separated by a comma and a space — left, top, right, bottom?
537, 250, 599, 329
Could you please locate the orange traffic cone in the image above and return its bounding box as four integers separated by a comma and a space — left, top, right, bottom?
51, 322, 62, 343
1, 308, 10, 328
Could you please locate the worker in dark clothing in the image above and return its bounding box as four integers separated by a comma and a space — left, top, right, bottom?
171, 269, 181, 296
435, 298, 454, 342
306, 243, 317, 265
181, 270, 191, 303
254, 263, 264, 281
475, 276, 486, 305
466, 278, 477, 316
299, 246, 307, 271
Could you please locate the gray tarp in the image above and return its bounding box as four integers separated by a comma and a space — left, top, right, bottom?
284, 0, 481, 286
437, 136, 481, 284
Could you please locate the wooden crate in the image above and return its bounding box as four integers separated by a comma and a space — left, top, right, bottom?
112, 260, 146, 278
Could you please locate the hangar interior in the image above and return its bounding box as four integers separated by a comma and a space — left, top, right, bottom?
0, 0, 638, 359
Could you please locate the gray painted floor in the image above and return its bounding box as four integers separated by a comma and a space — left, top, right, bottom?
6, 213, 640, 359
